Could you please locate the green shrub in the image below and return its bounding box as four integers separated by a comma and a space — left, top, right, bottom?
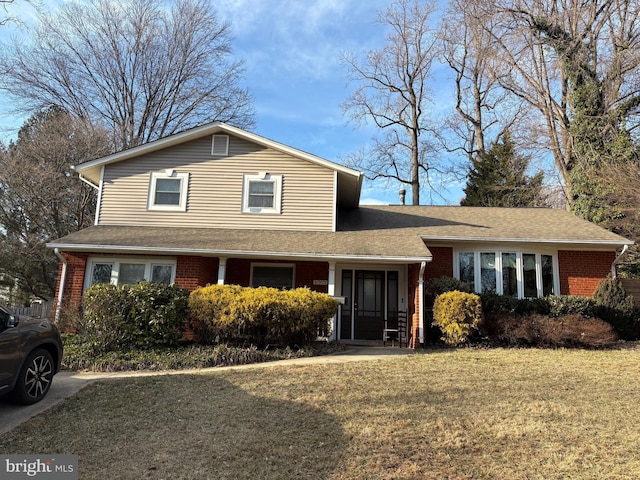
82, 281, 189, 353
544, 295, 598, 318
81, 283, 129, 353
188, 285, 339, 347
480, 293, 550, 316
427, 276, 471, 298
592, 278, 640, 340
432, 290, 483, 346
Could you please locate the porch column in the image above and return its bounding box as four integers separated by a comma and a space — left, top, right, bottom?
217, 257, 227, 285
328, 261, 337, 341
418, 261, 426, 345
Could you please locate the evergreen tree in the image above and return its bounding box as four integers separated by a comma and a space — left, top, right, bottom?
461, 131, 544, 207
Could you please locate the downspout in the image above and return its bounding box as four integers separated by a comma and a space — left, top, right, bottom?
53, 248, 67, 324
611, 245, 629, 280
418, 261, 426, 346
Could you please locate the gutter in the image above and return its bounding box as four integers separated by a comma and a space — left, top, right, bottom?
53, 248, 67, 324
611, 244, 630, 279
45, 242, 432, 264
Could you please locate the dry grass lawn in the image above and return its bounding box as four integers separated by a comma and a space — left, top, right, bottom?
2, 348, 640, 479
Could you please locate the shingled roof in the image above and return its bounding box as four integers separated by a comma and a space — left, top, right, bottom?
340, 206, 633, 247
48, 206, 632, 262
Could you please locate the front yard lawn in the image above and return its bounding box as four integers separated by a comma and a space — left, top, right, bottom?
2, 348, 640, 479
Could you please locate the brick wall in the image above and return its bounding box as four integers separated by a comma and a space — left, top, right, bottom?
558, 250, 616, 296
53, 252, 88, 310
174, 256, 218, 290
424, 246, 453, 282
225, 259, 329, 292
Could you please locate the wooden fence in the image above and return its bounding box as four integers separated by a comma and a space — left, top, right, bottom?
9, 301, 53, 319
621, 279, 640, 308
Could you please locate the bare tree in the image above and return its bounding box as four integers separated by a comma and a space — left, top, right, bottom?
439, 0, 528, 164
341, 0, 440, 205
0, 0, 254, 149
473, 0, 640, 202
0, 107, 111, 300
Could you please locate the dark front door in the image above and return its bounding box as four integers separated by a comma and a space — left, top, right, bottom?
354, 270, 385, 340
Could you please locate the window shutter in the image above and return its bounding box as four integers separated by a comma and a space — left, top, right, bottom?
211, 135, 229, 156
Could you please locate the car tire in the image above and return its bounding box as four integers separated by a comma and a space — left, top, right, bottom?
11, 348, 55, 405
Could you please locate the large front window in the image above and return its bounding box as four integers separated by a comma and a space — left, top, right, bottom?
251, 264, 294, 289
456, 250, 557, 298
86, 257, 176, 290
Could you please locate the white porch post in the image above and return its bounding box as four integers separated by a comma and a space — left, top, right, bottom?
418, 261, 426, 345
217, 257, 227, 285
328, 261, 337, 341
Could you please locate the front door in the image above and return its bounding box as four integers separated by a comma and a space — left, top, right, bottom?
354, 270, 385, 340
339, 269, 401, 341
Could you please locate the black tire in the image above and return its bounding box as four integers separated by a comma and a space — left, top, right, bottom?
11, 348, 55, 405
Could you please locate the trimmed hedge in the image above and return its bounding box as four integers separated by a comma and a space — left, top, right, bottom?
432, 290, 483, 346
82, 281, 190, 353
188, 285, 339, 346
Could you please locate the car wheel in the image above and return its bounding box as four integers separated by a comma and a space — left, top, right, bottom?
11, 348, 55, 405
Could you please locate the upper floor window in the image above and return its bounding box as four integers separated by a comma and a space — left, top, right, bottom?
242, 173, 282, 214
148, 171, 189, 211
455, 250, 557, 299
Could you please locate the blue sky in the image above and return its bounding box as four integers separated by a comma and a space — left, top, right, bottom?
0, 0, 465, 205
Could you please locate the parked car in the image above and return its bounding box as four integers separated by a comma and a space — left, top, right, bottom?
0, 305, 63, 404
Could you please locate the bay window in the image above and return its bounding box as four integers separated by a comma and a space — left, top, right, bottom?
456, 250, 557, 298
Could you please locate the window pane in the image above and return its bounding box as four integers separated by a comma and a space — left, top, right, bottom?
523, 254, 537, 297
155, 178, 181, 205
459, 252, 474, 290
480, 253, 497, 293
501, 253, 518, 297
252, 266, 293, 289
92, 263, 113, 284
542, 255, 554, 296
248, 181, 275, 208
119, 264, 145, 285
249, 181, 274, 194
151, 265, 173, 285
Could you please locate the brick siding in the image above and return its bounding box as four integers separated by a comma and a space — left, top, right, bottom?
558, 250, 615, 296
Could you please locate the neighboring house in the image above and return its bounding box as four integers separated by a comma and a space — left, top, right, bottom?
47, 122, 633, 347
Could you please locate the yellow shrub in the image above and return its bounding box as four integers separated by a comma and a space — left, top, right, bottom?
432, 290, 483, 345
188, 285, 338, 346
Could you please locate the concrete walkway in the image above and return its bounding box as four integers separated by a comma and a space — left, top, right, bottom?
0, 347, 411, 437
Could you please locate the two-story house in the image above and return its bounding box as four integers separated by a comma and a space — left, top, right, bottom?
48, 122, 633, 347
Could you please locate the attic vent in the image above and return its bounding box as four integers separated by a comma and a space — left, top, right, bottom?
211, 135, 229, 156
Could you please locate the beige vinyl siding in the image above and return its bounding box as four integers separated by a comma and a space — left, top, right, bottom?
97, 135, 336, 231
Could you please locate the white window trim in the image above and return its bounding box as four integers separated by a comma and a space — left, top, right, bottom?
211, 135, 229, 156
84, 257, 177, 291
250, 262, 295, 289
148, 171, 189, 212
453, 248, 560, 299
242, 173, 283, 214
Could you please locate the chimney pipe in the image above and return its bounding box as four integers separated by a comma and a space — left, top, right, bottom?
399, 188, 406, 205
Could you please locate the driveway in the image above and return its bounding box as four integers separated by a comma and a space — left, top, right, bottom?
0, 347, 412, 436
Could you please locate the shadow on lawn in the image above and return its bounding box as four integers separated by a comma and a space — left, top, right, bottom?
1, 374, 347, 480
